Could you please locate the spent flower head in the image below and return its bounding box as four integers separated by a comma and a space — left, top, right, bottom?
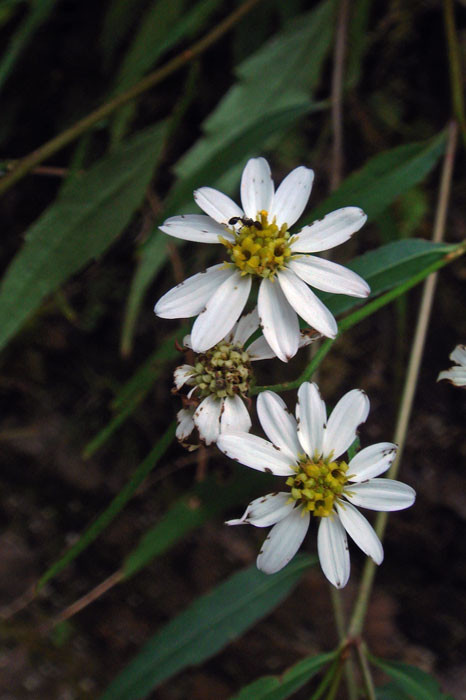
155, 157, 370, 362
217, 382, 415, 588
175, 309, 319, 446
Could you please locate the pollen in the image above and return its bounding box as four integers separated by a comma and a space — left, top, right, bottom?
189, 342, 252, 399
286, 456, 350, 518
220, 211, 293, 279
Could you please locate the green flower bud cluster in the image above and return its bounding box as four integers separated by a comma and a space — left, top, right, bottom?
286, 456, 350, 518
190, 342, 252, 399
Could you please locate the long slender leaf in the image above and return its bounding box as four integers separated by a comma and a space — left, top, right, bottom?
122, 0, 336, 352
371, 658, 451, 700
37, 421, 176, 590
0, 0, 57, 92
230, 652, 335, 700
100, 555, 317, 700
306, 130, 447, 224
0, 122, 165, 352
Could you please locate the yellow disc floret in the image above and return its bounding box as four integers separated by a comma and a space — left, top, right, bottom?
189, 342, 252, 399
220, 211, 293, 279
286, 456, 350, 518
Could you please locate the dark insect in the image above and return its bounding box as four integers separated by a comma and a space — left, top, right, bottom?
228, 216, 262, 230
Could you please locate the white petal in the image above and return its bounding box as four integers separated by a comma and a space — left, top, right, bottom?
296, 382, 326, 459
450, 344, 466, 366
220, 395, 251, 434
437, 367, 466, 386
348, 443, 398, 482
258, 278, 299, 362
193, 395, 222, 445
217, 431, 296, 476
248, 330, 320, 361
226, 492, 295, 527
173, 364, 195, 390
257, 391, 301, 460
183, 334, 192, 348
336, 501, 383, 565
323, 389, 370, 460
240, 157, 274, 219
345, 479, 416, 511
317, 515, 350, 589
291, 207, 367, 253
190, 271, 251, 352
269, 166, 314, 228
194, 187, 243, 224
176, 408, 195, 440
257, 507, 309, 574
159, 215, 232, 243
288, 257, 370, 298
232, 307, 260, 346
154, 264, 232, 319
277, 269, 338, 338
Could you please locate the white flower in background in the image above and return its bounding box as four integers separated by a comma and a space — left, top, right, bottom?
175, 308, 319, 446
217, 383, 415, 588
155, 157, 370, 362
437, 345, 466, 387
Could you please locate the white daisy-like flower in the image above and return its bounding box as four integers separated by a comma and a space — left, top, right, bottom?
437, 345, 466, 387
155, 157, 370, 362
217, 383, 415, 588
175, 308, 319, 446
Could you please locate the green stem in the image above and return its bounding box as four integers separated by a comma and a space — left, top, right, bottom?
444, 0, 466, 146
251, 240, 466, 395
310, 655, 342, 700
348, 120, 458, 640
355, 641, 376, 700
0, 0, 263, 196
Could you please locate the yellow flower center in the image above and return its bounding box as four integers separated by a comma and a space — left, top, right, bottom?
190, 342, 252, 399
220, 211, 293, 279
286, 456, 350, 518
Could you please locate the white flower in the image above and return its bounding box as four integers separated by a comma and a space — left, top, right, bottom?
175, 308, 319, 446
155, 157, 369, 362
437, 345, 466, 387
217, 383, 415, 588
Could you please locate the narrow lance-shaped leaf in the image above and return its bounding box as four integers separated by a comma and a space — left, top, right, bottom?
371, 658, 452, 700
0, 121, 165, 352
230, 652, 336, 700
100, 555, 317, 700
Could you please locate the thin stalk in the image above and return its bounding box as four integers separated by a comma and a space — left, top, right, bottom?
348, 121, 458, 639
330, 0, 350, 191
251, 238, 465, 395
0, 0, 263, 196
444, 0, 466, 146
310, 655, 342, 700
354, 641, 376, 700
329, 587, 359, 699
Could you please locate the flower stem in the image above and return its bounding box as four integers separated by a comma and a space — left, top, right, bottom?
251, 238, 466, 396
347, 120, 458, 640
444, 0, 466, 147
354, 640, 376, 700
310, 655, 342, 700
0, 0, 263, 196
329, 586, 359, 700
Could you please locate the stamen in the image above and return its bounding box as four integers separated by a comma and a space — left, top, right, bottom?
189, 342, 252, 399
286, 457, 349, 518
221, 211, 293, 279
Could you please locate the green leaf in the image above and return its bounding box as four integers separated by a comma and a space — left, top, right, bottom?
305, 131, 447, 224
322, 239, 456, 317
230, 652, 335, 700
371, 658, 448, 699
0, 122, 165, 352
121, 0, 335, 352
122, 467, 274, 580
84, 324, 189, 458
100, 0, 149, 68
0, 0, 57, 93
37, 422, 176, 590
100, 555, 316, 700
